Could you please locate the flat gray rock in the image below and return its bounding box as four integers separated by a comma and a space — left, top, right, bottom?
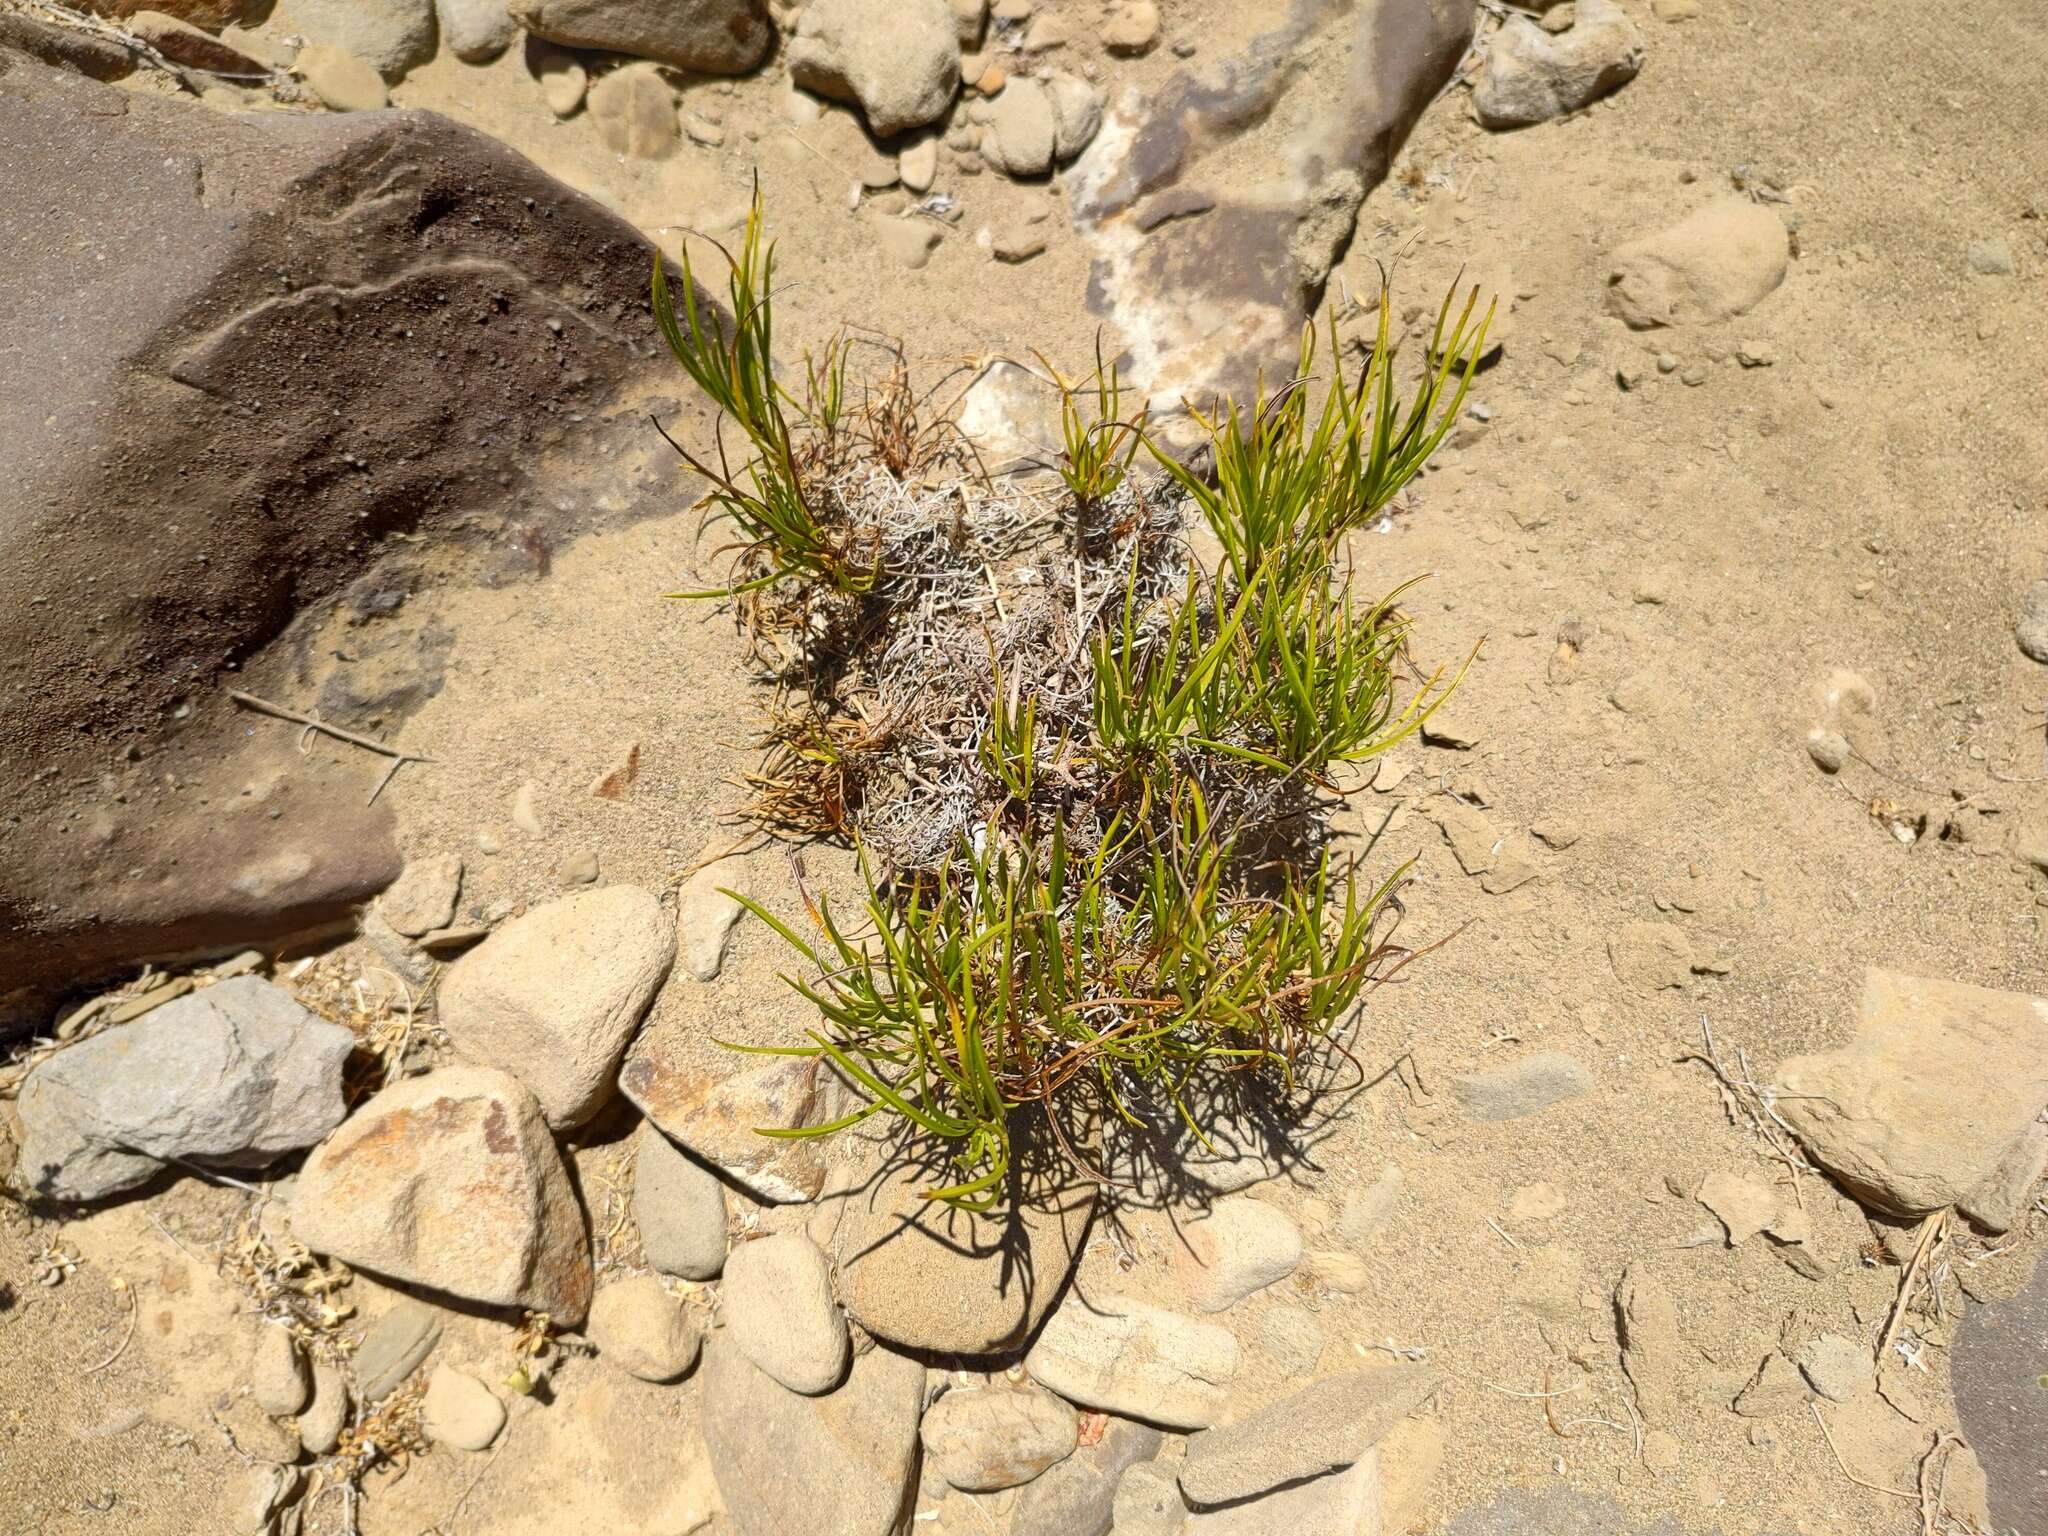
13, 977, 354, 1202
1180, 1364, 1439, 1506
1953, 1258, 2048, 1536
1454, 1051, 1594, 1123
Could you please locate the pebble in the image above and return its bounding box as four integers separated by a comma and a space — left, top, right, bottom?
1173, 1198, 1303, 1313
422, 1366, 506, 1452
899, 136, 939, 194
299, 1361, 349, 1454
677, 853, 751, 981
1696, 1169, 1776, 1245
788, 0, 963, 137
1733, 1352, 1810, 1418
1967, 239, 2015, 276
1307, 1248, 1372, 1294
1113, 1461, 1188, 1536
1453, 1051, 1593, 1122
250, 1326, 309, 1418
1025, 1294, 1240, 1429
1777, 969, 2048, 1225
1806, 727, 1850, 773
1735, 338, 1775, 368
983, 77, 1057, 175
1471, 0, 1644, 129
229, 1465, 297, 1535
296, 42, 390, 112
11, 977, 356, 1203
721, 1233, 848, 1395
533, 45, 587, 118
1608, 196, 1789, 329
1680, 363, 1708, 385
355, 1301, 443, 1403
438, 886, 674, 1128
1655, 351, 1680, 373
589, 61, 680, 160
293, 1069, 594, 1324
701, 1330, 924, 1535
379, 854, 463, 938
877, 216, 943, 269
2015, 579, 2048, 663
993, 224, 1049, 262
632, 1120, 729, 1280
1101, 0, 1160, 54
588, 1273, 702, 1382
559, 846, 600, 884
1798, 1333, 1873, 1403
1010, 1415, 1163, 1536
684, 112, 726, 147
921, 1381, 1079, 1491
859, 147, 900, 189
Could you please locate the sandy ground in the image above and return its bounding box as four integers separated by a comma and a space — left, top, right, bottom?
4, 1, 2046, 1533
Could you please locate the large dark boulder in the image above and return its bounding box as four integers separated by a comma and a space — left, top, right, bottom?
0, 54, 707, 1025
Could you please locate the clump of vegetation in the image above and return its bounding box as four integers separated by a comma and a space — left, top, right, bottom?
653, 198, 1491, 1208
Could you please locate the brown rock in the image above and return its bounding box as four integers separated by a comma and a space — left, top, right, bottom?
438, 885, 675, 1129
1606, 196, 1790, 329
126, 11, 266, 73
619, 1045, 844, 1204
1776, 969, 2048, 1221
291, 1066, 593, 1324
509, 0, 771, 74
0, 60, 718, 1026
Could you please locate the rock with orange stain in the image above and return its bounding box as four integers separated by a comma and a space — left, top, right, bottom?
291, 1066, 593, 1324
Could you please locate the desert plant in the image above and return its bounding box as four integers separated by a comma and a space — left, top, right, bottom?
653, 199, 1491, 1206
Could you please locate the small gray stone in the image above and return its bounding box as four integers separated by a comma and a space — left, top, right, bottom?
1172, 1198, 1302, 1313
13, 977, 356, 1203
1011, 1414, 1163, 1536
1797, 1333, 1873, 1404
436, 0, 515, 61
722, 1233, 848, 1395
2016, 580, 2048, 664
677, 854, 749, 981
700, 1329, 924, 1536
250, 1326, 309, 1418
1452, 1051, 1593, 1123
421, 1366, 505, 1452
356, 1301, 442, 1403
632, 1120, 729, 1280
229, 1464, 297, 1535
509, 0, 771, 74
299, 1361, 349, 1454
1472, 0, 1643, 130
1967, 239, 2015, 277
379, 854, 462, 938
1248, 1302, 1323, 1376
1044, 72, 1103, 161
994, 225, 1049, 263
1806, 727, 1850, 773
588, 1273, 701, 1382
1179, 1364, 1440, 1506
1025, 1294, 1239, 1429
1113, 1460, 1188, 1536
921, 1380, 1078, 1491
285, 0, 435, 79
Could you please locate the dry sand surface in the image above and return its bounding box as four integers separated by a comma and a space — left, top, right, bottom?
3, 1, 2046, 1534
